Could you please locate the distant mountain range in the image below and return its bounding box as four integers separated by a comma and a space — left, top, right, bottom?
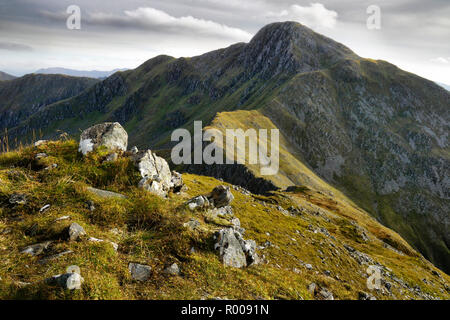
437, 82, 450, 91
34, 67, 128, 79
1, 22, 449, 273
0, 71, 16, 81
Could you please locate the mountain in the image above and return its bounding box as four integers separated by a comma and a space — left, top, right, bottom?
35, 67, 128, 79
2, 22, 450, 273
0, 71, 16, 81
437, 82, 450, 91
0, 74, 99, 136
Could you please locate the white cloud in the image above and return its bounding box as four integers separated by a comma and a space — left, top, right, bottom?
88, 7, 253, 42
430, 57, 449, 64
267, 3, 338, 29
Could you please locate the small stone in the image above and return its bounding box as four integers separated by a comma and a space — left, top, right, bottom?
170, 171, 184, 192
44, 163, 58, 170
88, 237, 118, 251
55, 215, 71, 222
308, 283, 317, 294
130, 146, 139, 154
305, 264, 313, 270
105, 152, 118, 162
34, 140, 48, 147
35, 153, 48, 160
183, 218, 201, 231
186, 195, 209, 211
164, 263, 181, 276
39, 204, 50, 213
66, 223, 86, 241
129, 263, 152, 281
86, 187, 126, 199
319, 288, 334, 300
21, 241, 52, 256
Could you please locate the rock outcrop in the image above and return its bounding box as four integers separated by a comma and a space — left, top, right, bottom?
79, 122, 128, 155
214, 228, 260, 268
133, 149, 172, 197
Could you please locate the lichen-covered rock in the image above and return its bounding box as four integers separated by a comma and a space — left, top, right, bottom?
163, 263, 181, 276
186, 195, 210, 211
45, 271, 84, 290
186, 185, 234, 211
65, 223, 86, 241
133, 149, 172, 197
79, 122, 128, 155
170, 171, 184, 192
235, 232, 260, 266
214, 228, 247, 268
208, 185, 234, 208
129, 263, 152, 281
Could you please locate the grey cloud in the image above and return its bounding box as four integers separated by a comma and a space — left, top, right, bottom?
0, 42, 33, 51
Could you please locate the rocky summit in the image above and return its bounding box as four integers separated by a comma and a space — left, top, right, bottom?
0, 21, 448, 300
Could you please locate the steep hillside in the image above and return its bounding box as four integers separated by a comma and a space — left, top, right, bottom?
0, 71, 16, 81
2, 22, 449, 272
0, 138, 448, 299
0, 74, 99, 137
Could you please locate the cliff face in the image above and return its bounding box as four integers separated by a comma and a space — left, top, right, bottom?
3, 22, 449, 272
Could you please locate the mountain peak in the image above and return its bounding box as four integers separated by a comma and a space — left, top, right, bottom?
240, 21, 357, 76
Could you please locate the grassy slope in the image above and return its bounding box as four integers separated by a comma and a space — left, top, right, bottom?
0, 139, 448, 300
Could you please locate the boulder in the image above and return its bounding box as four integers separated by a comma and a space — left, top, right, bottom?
208, 185, 234, 208
133, 149, 172, 197
129, 263, 152, 281
45, 269, 84, 290
214, 228, 247, 268
79, 122, 128, 155
235, 232, 260, 266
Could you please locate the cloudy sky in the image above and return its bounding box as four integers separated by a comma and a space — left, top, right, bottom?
1, 0, 449, 84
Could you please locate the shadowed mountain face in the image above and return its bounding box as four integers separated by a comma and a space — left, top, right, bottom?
0, 74, 99, 136
3, 22, 450, 272
0, 71, 16, 81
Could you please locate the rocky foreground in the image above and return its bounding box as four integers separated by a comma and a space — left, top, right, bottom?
0, 123, 448, 300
